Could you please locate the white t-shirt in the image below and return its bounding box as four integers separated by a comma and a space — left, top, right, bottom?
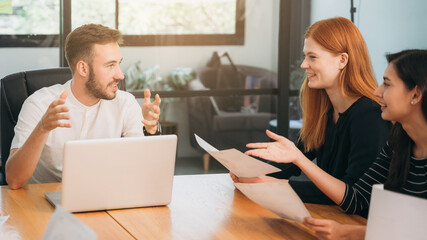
11, 80, 144, 184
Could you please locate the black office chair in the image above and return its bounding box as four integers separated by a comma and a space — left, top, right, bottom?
0, 68, 72, 185
0, 67, 126, 185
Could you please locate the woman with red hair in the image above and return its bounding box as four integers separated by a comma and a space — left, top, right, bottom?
232, 17, 389, 214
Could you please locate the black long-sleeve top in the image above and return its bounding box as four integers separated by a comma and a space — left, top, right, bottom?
340, 141, 427, 215
269, 97, 390, 205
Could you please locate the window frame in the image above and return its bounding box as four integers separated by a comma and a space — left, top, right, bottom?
0, 34, 59, 47
0, 0, 245, 47
120, 0, 245, 46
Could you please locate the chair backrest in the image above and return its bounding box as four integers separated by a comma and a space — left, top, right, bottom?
0, 68, 126, 185
196, 65, 278, 113
187, 65, 277, 151
0, 68, 72, 184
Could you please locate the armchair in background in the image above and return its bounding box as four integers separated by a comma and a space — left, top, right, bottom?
187, 64, 277, 171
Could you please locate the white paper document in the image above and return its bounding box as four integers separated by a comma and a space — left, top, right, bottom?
41, 206, 97, 240
0, 215, 9, 226
365, 184, 427, 240
195, 134, 218, 152
235, 181, 311, 222
195, 134, 281, 177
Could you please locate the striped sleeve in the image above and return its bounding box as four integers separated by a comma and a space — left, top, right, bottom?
339, 141, 392, 214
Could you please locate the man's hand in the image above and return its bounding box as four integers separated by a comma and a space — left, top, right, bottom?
40, 90, 71, 132
141, 89, 161, 134
6, 90, 71, 189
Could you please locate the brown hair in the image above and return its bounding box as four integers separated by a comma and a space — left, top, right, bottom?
299, 17, 378, 152
65, 24, 123, 74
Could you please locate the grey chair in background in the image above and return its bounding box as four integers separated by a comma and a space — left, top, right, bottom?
187, 65, 277, 171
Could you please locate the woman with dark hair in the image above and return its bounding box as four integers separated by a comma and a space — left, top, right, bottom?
231, 16, 390, 207
246, 49, 427, 239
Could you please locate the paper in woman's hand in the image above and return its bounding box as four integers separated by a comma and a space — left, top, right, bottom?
195, 134, 281, 177
208, 149, 281, 177
234, 181, 311, 222
195, 134, 218, 152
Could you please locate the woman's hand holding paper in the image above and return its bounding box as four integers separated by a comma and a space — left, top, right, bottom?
229, 172, 282, 183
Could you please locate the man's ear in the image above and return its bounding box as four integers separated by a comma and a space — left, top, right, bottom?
76, 61, 89, 78
338, 52, 349, 70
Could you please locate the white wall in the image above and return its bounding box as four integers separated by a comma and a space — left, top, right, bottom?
310, 0, 427, 83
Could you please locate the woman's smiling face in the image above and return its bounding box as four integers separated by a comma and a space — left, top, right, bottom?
300, 37, 346, 91
374, 63, 415, 122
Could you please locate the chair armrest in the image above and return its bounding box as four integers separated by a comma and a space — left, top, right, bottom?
213, 112, 274, 132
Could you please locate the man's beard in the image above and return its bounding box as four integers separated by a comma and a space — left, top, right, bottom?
85, 65, 118, 100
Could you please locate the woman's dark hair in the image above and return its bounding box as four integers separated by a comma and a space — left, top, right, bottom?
384, 49, 427, 191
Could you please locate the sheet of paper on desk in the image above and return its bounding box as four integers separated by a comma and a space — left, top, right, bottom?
234, 181, 311, 222
41, 206, 97, 240
195, 134, 281, 177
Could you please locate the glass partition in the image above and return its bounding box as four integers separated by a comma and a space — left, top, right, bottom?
123, 0, 281, 174
143, 94, 278, 174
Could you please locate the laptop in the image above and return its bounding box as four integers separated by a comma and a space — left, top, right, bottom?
365, 184, 427, 240
45, 135, 177, 212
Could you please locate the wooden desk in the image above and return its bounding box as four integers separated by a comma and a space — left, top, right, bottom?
108, 174, 366, 240
0, 183, 133, 239
1, 174, 366, 240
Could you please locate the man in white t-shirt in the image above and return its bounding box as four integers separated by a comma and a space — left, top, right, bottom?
5, 24, 162, 189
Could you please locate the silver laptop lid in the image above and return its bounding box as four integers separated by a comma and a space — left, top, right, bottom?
60, 135, 177, 212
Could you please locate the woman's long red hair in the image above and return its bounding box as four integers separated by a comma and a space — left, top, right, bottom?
299, 17, 378, 152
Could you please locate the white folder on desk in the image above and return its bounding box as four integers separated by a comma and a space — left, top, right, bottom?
235, 181, 311, 222
365, 184, 427, 240
195, 134, 281, 177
